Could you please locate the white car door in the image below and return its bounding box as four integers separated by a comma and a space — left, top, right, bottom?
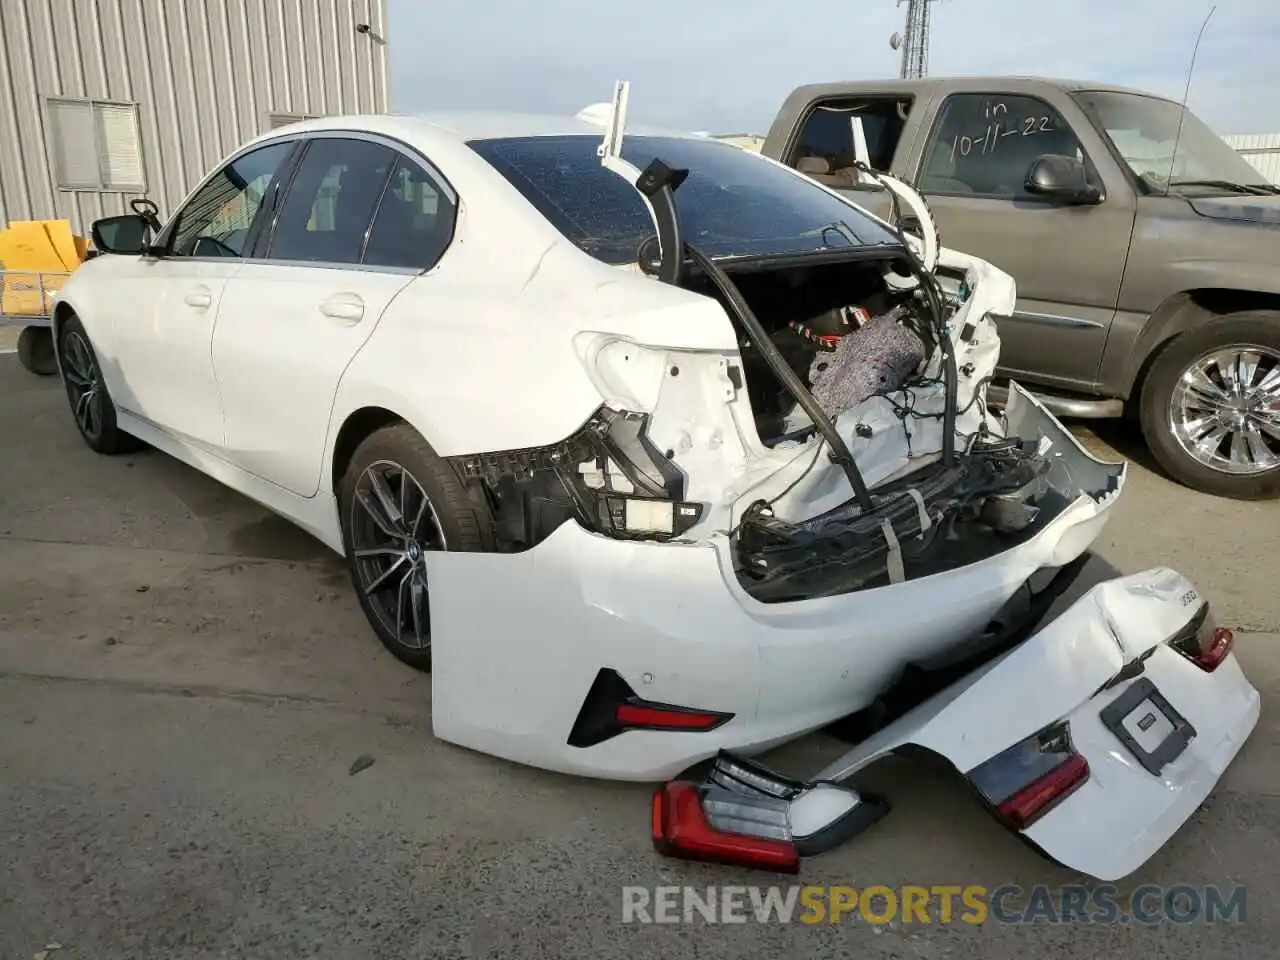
212, 136, 457, 497
106, 140, 298, 450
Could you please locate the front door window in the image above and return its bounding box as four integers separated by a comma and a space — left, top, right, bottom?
167, 142, 295, 257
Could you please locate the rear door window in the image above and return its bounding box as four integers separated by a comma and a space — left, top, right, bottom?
789, 97, 915, 178
267, 137, 396, 264
362, 156, 457, 270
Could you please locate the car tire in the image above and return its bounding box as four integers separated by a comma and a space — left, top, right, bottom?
17, 326, 58, 376
57, 314, 143, 455
1139, 311, 1280, 500
338, 423, 495, 671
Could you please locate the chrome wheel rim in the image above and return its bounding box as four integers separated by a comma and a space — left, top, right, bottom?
348, 460, 446, 652
1169, 344, 1280, 475
61, 331, 104, 441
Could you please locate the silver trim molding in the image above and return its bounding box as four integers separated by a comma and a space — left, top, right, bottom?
1011, 310, 1106, 330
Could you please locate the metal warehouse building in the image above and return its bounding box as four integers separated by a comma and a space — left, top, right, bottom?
1222, 133, 1280, 185
0, 0, 389, 235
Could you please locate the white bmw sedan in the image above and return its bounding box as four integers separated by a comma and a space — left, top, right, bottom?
51, 110, 1257, 880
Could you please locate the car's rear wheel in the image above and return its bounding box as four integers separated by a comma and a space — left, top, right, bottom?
58, 314, 142, 455
17, 326, 57, 375
1140, 312, 1280, 500
338, 423, 494, 671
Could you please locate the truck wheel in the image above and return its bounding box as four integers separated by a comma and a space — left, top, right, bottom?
17, 326, 57, 375
1139, 312, 1280, 500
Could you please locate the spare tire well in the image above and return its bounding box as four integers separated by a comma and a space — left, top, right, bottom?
330, 407, 404, 493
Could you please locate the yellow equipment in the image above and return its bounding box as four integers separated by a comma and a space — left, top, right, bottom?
1, 218, 90, 375
0, 218, 88, 317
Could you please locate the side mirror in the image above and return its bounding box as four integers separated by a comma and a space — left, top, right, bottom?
90, 214, 151, 255
1024, 155, 1102, 205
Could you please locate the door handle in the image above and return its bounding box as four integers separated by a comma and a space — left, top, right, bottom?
319, 293, 365, 324
184, 286, 213, 309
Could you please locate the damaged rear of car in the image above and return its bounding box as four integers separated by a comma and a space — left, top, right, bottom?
420, 89, 1257, 882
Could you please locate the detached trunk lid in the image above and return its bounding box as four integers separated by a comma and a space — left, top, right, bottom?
813, 567, 1261, 880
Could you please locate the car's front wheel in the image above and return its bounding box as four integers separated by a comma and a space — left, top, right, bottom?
1140, 312, 1280, 500
338, 423, 494, 671
57, 314, 141, 455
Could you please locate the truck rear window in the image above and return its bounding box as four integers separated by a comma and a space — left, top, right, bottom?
467, 134, 902, 264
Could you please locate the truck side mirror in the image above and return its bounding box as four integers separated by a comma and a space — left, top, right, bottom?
1024, 155, 1102, 205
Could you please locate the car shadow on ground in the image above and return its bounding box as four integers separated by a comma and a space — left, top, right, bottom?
1068, 415, 1167, 477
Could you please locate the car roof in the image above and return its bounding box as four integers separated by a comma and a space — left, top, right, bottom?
400, 111, 689, 141
242, 111, 697, 151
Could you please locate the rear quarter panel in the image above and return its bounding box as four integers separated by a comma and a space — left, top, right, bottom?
323, 238, 741, 472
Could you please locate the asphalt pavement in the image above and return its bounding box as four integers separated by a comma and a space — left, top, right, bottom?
1, 348, 1277, 960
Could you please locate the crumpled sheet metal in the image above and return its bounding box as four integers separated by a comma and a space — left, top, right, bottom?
807, 308, 927, 418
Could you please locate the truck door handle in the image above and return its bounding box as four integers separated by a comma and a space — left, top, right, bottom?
184, 287, 213, 309
319, 293, 365, 324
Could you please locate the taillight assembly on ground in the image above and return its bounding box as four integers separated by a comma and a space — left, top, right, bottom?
1169, 604, 1234, 673
652, 781, 802, 873
651, 752, 888, 874
967, 722, 1090, 829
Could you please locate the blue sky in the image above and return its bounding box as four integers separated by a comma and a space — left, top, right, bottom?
387, 0, 1280, 136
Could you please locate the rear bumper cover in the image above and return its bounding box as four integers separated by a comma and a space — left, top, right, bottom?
428, 385, 1124, 781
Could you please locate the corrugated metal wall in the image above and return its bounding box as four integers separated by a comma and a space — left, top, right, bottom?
1222, 133, 1280, 185
0, 0, 389, 235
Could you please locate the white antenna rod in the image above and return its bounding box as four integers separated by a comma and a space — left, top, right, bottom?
1166, 5, 1217, 188
598, 80, 631, 160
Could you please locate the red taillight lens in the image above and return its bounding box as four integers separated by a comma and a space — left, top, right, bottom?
1193, 626, 1234, 672
1170, 605, 1234, 673
615, 702, 727, 731
995, 753, 1090, 828
968, 722, 1089, 830
651, 782, 801, 874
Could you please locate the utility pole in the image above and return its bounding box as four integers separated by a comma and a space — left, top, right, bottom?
889, 0, 940, 79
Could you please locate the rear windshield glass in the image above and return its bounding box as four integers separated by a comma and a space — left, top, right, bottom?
467, 134, 901, 264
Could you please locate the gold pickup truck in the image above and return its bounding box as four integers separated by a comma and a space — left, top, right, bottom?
756, 76, 1280, 501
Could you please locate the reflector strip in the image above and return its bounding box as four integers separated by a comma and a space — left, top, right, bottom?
615, 703, 727, 731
